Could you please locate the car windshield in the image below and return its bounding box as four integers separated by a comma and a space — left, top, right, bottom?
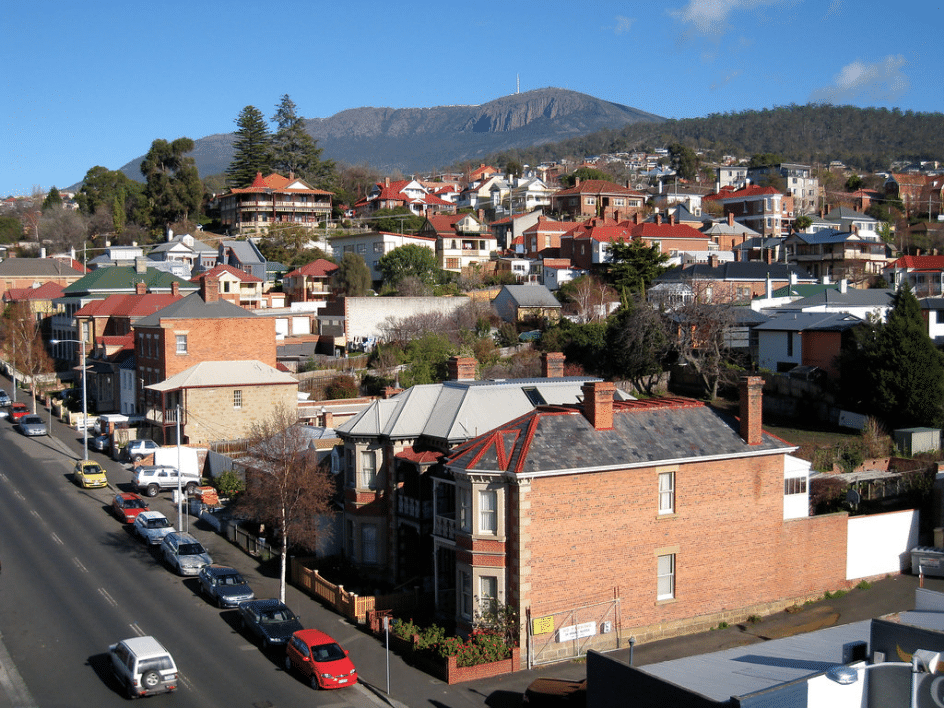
22, 416, 42, 424
220, 574, 244, 586
138, 656, 174, 673
312, 643, 346, 662
178, 543, 205, 556
261, 609, 294, 623
126, 499, 147, 509
147, 518, 169, 529
83, 465, 103, 474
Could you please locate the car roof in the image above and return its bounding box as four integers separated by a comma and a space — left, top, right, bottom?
166, 532, 198, 543
136, 511, 167, 521
116, 492, 143, 500
293, 628, 336, 646
203, 565, 238, 576
77, 460, 103, 468
120, 635, 171, 658
242, 598, 287, 611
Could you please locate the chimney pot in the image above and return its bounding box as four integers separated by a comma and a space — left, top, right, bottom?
542, 352, 565, 378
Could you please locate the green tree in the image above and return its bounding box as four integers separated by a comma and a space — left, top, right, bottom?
748, 153, 783, 168
271, 94, 335, 190
399, 333, 456, 386
841, 286, 944, 428
42, 187, 63, 211
605, 296, 670, 395
668, 143, 699, 181
76, 166, 149, 227
140, 138, 202, 228
227, 105, 272, 188
845, 174, 863, 191
370, 207, 424, 234
378, 244, 439, 287
558, 166, 612, 188
332, 252, 372, 296
792, 215, 813, 232
605, 238, 670, 295
0, 217, 23, 244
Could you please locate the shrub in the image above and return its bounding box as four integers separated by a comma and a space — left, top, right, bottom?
326, 374, 360, 399
214, 469, 245, 497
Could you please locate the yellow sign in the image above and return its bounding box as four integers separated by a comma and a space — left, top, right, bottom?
532, 616, 555, 635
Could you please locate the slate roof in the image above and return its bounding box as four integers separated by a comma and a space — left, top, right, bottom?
0, 257, 85, 278
146, 360, 297, 391
61, 266, 196, 296
499, 284, 561, 308
220, 240, 264, 265
133, 291, 257, 326
446, 397, 793, 478
657, 262, 815, 283
337, 377, 632, 444
778, 288, 895, 310
753, 312, 863, 332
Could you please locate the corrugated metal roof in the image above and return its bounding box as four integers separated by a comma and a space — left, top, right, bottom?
146, 360, 296, 391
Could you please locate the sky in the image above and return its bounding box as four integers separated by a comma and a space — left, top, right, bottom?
2, 0, 941, 197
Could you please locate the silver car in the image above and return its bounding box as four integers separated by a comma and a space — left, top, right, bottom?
17, 414, 47, 436
198, 566, 255, 608
160, 532, 212, 576
133, 511, 176, 545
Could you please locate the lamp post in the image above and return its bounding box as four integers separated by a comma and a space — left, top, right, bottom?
51, 338, 88, 461
826, 649, 941, 708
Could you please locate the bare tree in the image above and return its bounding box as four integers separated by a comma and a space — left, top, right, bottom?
571, 275, 617, 323
1, 301, 54, 411
235, 405, 336, 602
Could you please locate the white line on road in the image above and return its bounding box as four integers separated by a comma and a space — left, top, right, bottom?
73, 557, 88, 573
50, 532, 63, 545
99, 588, 118, 607
129, 623, 145, 637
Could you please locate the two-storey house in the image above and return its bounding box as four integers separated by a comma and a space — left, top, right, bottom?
783, 228, 889, 283
704, 185, 793, 237
218, 172, 333, 236
190, 264, 265, 309
282, 259, 338, 307
416, 214, 496, 274
550, 179, 645, 221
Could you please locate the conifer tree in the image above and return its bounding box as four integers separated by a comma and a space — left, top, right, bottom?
270, 94, 335, 190
227, 105, 272, 188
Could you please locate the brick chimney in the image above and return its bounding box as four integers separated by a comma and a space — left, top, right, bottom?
739, 376, 764, 445
764, 248, 774, 264
708, 254, 719, 268
727, 212, 735, 226
135, 281, 147, 295
634, 212, 643, 225
382, 386, 403, 399
575, 177, 580, 187
669, 213, 677, 226
734, 249, 741, 262
542, 352, 565, 378
447, 356, 477, 381
581, 381, 615, 431
655, 213, 662, 225
202, 277, 220, 304
171, 282, 180, 296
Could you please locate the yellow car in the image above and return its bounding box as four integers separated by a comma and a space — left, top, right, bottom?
74, 460, 108, 489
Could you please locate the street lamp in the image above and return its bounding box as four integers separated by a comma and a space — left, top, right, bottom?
51, 338, 89, 461
826, 649, 941, 708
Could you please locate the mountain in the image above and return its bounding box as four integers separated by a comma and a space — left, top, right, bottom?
117, 88, 663, 181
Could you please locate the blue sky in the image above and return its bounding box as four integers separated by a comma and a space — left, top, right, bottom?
2, 0, 940, 197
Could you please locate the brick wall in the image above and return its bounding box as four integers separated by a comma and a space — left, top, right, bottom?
162, 317, 276, 379
516, 453, 848, 649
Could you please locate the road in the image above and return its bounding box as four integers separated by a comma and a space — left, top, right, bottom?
0, 393, 446, 708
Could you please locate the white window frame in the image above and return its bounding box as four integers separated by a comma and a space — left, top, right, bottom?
175, 334, 187, 354
657, 553, 676, 600
479, 575, 498, 613
233, 390, 242, 409
459, 486, 472, 532
658, 471, 675, 515
479, 489, 497, 535
360, 449, 379, 490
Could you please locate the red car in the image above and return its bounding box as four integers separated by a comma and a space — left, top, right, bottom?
284, 629, 357, 690
9, 402, 29, 421
111, 492, 150, 523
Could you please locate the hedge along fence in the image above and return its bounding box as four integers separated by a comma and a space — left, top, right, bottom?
289, 557, 423, 624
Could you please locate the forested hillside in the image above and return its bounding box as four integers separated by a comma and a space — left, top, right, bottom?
487, 104, 944, 171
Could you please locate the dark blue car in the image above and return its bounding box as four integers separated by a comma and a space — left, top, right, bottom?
236, 599, 302, 649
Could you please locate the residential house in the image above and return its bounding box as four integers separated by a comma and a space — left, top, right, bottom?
218, 239, 267, 282
920, 175, 944, 219
753, 312, 864, 376
415, 213, 496, 274
282, 259, 339, 307
2, 280, 65, 340
559, 218, 634, 270
920, 298, 944, 344
783, 228, 889, 283
770, 285, 895, 322
627, 215, 715, 265
521, 216, 575, 259
436, 378, 846, 656
509, 177, 554, 214
492, 256, 534, 283
147, 230, 219, 273
704, 184, 793, 237
539, 259, 586, 291
0, 256, 85, 292
132, 278, 277, 443
87, 245, 145, 269
330, 231, 437, 284
468, 164, 499, 183
806, 206, 881, 239
550, 179, 645, 221
457, 174, 509, 213
145, 360, 297, 445
190, 264, 265, 309
335, 354, 634, 585
700, 212, 763, 253
885, 173, 929, 214
491, 210, 544, 252
491, 284, 562, 324
651, 260, 817, 307
218, 172, 333, 236
746, 162, 819, 214
650, 184, 704, 217
354, 178, 454, 218
715, 164, 747, 190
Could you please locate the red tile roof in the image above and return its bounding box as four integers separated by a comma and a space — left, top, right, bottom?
888, 255, 944, 270
554, 179, 645, 197
3, 280, 65, 302
228, 172, 332, 196
75, 293, 183, 318
285, 259, 339, 278
191, 264, 263, 283
704, 184, 781, 201
628, 222, 708, 241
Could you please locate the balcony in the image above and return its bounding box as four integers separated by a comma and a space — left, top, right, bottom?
398, 495, 433, 520
433, 514, 456, 540
146, 407, 185, 425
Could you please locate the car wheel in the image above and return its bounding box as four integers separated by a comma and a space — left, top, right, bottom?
133, 454, 143, 462
185, 482, 197, 494
141, 670, 161, 690
145, 485, 159, 497
284, 656, 292, 672
310, 674, 320, 690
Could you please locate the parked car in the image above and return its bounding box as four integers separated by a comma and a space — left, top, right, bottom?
197, 565, 255, 608
133, 511, 175, 545
73, 460, 108, 489
9, 402, 29, 421
107, 635, 178, 698
522, 678, 587, 707
159, 532, 212, 576
0, 390, 11, 406
16, 414, 47, 436
132, 464, 200, 497
236, 599, 302, 649
126, 438, 160, 462
284, 628, 357, 690
89, 433, 111, 453
111, 492, 149, 523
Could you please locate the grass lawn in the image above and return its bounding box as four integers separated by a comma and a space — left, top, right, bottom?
762, 421, 859, 448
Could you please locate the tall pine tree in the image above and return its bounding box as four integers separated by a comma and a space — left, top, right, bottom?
270, 94, 335, 190
227, 105, 272, 188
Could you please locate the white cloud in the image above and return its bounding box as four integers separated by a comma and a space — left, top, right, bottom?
669, 0, 781, 34
614, 15, 635, 34
809, 55, 910, 104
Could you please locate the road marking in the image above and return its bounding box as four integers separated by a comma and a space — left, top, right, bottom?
50, 532, 63, 545
30, 509, 40, 519
14, 490, 25, 501
73, 557, 88, 573
99, 588, 118, 607
129, 623, 145, 637
178, 674, 194, 691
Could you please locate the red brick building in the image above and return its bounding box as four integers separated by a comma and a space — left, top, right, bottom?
550, 179, 645, 221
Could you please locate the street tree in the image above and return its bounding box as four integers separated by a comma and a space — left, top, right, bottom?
140, 138, 202, 228
605, 296, 671, 395
558, 166, 613, 188
271, 94, 335, 190
37, 207, 88, 253
331, 252, 372, 296
605, 238, 670, 295
236, 405, 336, 602
378, 244, 439, 288
1, 301, 54, 411
227, 106, 272, 188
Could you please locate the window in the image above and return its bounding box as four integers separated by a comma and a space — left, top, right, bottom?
658, 471, 675, 514
479, 490, 497, 534
360, 449, 378, 489
784, 477, 808, 495
361, 524, 377, 564
657, 554, 675, 600
459, 487, 472, 532
357, 244, 367, 254
459, 570, 473, 618
233, 390, 242, 409
480, 576, 498, 612
345, 448, 355, 487
585, 197, 596, 206
373, 242, 384, 253
175, 334, 187, 354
